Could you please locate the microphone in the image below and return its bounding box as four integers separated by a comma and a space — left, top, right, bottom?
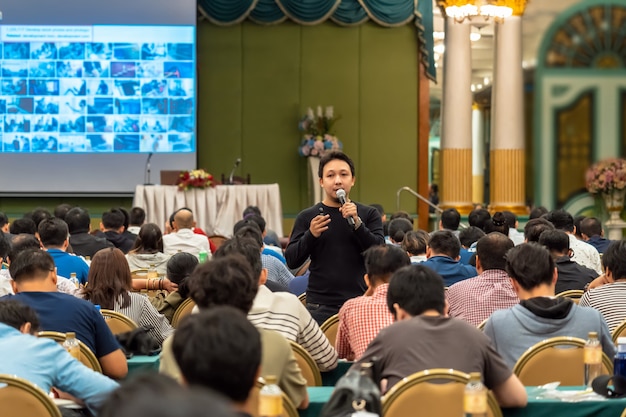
144, 152, 154, 185
227, 157, 241, 185
336, 189, 356, 227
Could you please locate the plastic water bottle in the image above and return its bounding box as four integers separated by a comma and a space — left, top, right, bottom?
94, 304, 101, 315
464, 372, 487, 417
62, 332, 80, 360
584, 331, 602, 387
198, 250, 208, 264
614, 337, 626, 381
259, 375, 282, 417
69, 272, 79, 289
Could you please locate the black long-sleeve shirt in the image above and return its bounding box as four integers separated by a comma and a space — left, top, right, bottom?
285, 202, 384, 306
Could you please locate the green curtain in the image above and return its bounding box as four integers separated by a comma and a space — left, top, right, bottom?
197, 0, 436, 80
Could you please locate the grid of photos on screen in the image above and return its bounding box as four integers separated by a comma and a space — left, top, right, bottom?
0, 40, 194, 152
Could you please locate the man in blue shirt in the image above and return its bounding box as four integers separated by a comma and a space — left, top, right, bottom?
422, 230, 477, 286
5, 248, 127, 379
38, 217, 89, 285
0, 299, 118, 413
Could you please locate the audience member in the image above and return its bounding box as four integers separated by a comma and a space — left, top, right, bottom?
38, 217, 89, 285
83, 247, 173, 345
458, 226, 485, 265
502, 211, 525, 245
439, 208, 461, 238
126, 223, 170, 275
0, 212, 9, 234
529, 206, 548, 219
97, 208, 134, 253
387, 218, 413, 245
336, 244, 410, 361
523, 218, 555, 243
286, 151, 384, 324
65, 207, 114, 258
0, 231, 12, 296
163, 208, 211, 258
468, 208, 491, 231
243, 205, 281, 248
484, 243, 614, 368
580, 217, 611, 254
159, 253, 309, 409
401, 229, 429, 263
27, 207, 52, 229
150, 252, 197, 323
10, 217, 36, 235
428, 183, 439, 213
573, 215, 587, 240
580, 240, 626, 332
0, 299, 119, 413
53, 203, 73, 220
128, 207, 146, 235
545, 210, 602, 274
421, 230, 477, 286
118, 207, 138, 245
483, 212, 510, 235
5, 248, 127, 378
448, 232, 518, 326
355, 264, 527, 408
242, 215, 286, 264
539, 230, 597, 294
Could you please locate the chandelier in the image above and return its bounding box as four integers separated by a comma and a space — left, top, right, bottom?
443, 0, 513, 23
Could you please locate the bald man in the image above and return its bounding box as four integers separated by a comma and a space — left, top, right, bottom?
163, 209, 211, 259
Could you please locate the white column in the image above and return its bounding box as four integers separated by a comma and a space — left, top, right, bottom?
490, 16, 526, 214
472, 104, 485, 204
440, 17, 473, 214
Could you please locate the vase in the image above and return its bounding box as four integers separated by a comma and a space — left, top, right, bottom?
602, 189, 626, 219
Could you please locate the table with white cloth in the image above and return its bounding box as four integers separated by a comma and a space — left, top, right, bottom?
133, 184, 284, 238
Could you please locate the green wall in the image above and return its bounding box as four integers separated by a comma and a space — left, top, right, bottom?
198, 20, 419, 217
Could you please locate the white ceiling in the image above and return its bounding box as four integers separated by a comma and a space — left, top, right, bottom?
430, 0, 581, 100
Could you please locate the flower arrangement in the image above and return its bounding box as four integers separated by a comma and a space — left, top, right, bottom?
298, 106, 342, 157
585, 158, 626, 193
177, 169, 213, 190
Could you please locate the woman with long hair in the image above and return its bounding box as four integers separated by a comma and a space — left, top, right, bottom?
150, 252, 198, 323
126, 223, 170, 275
83, 247, 173, 345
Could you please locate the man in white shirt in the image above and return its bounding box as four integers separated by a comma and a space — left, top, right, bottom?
163, 208, 211, 258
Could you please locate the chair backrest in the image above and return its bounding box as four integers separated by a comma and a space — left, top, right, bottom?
320, 314, 339, 347
555, 289, 584, 304
294, 260, 311, 277
38, 331, 102, 373
513, 336, 613, 386
288, 340, 322, 386
477, 318, 488, 331
612, 318, 626, 344
171, 298, 196, 328
250, 380, 299, 417
297, 293, 306, 307
100, 309, 138, 335
208, 235, 228, 250
0, 374, 62, 417
382, 368, 502, 417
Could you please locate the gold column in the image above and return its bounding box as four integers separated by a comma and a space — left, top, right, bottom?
490, 149, 526, 214
442, 148, 474, 214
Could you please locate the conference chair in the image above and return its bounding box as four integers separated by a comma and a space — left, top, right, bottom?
38, 331, 102, 373
250, 380, 299, 417
208, 235, 227, 250
477, 318, 489, 331
0, 374, 62, 417
555, 289, 585, 304
612, 318, 626, 344
289, 340, 322, 386
100, 309, 138, 335
320, 314, 339, 348
298, 293, 306, 306
382, 368, 502, 417
513, 336, 613, 386
171, 298, 196, 328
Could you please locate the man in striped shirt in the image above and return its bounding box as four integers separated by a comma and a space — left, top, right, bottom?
580, 240, 626, 332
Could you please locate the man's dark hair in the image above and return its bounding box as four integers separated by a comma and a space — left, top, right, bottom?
187, 253, 258, 312
505, 243, 555, 291
130, 207, 146, 226
370, 204, 385, 217
215, 236, 262, 280
243, 214, 266, 234
602, 240, 626, 280
102, 208, 125, 230
100, 374, 236, 417
0, 299, 40, 332
64, 207, 91, 234
173, 307, 261, 404
476, 232, 514, 271
0, 230, 10, 261
242, 205, 261, 218
38, 218, 69, 248
27, 207, 52, 228
544, 209, 575, 233
529, 206, 548, 219
117, 207, 130, 231
318, 151, 355, 178
9, 248, 55, 283
538, 230, 570, 255
8, 234, 41, 262
574, 215, 586, 239
459, 226, 485, 249
441, 208, 461, 231
468, 208, 491, 230
232, 221, 264, 248
10, 218, 36, 235
502, 211, 517, 229
484, 212, 510, 235
401, 230, 429, 256
387, 265, 445, 318
389, 211, 413, 225
0, 212, 8, 228
428, 230, 461, 259
53, 204, 73, 220
364, 244, 410, 284
580, 217, 603, 238
388, 218, 413, 243
524, 218, 555, 243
